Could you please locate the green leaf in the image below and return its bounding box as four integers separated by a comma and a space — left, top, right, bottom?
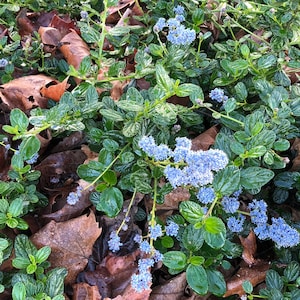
203, 230, 226, 249
244, 111, 264, 137
179, 201, 204, 224
35, 246, 51, 264
18, 136, 40, 160
26, 263, 37, 274
6, 218, 19, 228
81, 25, 101, 43
283, 261, 300, 282
45, 268, 68, 297
0, 199, 9, 213
161, 236, 174, 248
116, 100, 144, 112
2, 125, 19, 135
14, 234, 37, 258
242, 280, 253, 294
163, 251, 187, 270
12, 281, 26, 300
156, 64, 175, 93
223, 98, 236, 113
241, 167, 274, 191
175, 83, 201, 97
257, 54, 277, 69
234, 82, 248, 102
230, 141, 245, 155
0, 238, 9, 251
122, 121, 141, 137
100, 109, 124, 122
102, 139, 119, 152
186, 264, 208, 295
182, 224, 204, 251
213, 166, 240, 196
103, 170, 117, 185
207, 269, 226, 296
77, 165, 102, 182
265, 270, 284, 290
10, 108, 29, 132
204, 217, 226, 234
98, 148, 114, 167
273, 139, 290, 151
246, 145, 267, 158
96, 187, 123, 217
12, 257, 30, 269
189, 256, 205, 266
240, 44, 250, 58
8, 198, 23, 217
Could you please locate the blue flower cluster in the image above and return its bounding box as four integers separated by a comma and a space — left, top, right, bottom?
227, 214, 245, 233
108, 231, 123, 252
153, 6, 196, 46
209, 88, 228, 104
138, 136, 228, 188
0, 58, 8, 68
131, 234, 164, 292
221, 195, 240, 214
197, 187, 215, 204
26, 152, 39, 164
165, 221, 179, 236
66, 186, 83, 205
248, 199, 300, 248
149, 224, 163, 240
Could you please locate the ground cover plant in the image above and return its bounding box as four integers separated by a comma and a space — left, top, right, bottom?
0, 0, 300, 299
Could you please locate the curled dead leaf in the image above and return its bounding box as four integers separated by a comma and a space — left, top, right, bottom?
223, 261, 270, 297
72, 282, 102, 300
0, 74, 56, 110
191, 125, 219, 151
38, 26, 62, 46
31, 211, 102, 285
40, 76, 70, 101
240, 230, 257, 265
59, 30, 90, 70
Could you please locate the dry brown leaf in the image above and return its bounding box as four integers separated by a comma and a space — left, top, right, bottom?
191, 125, 219, 151
240, 230, 257, 265
59, 30, 90, 83
150, 272, 187, 300
162, 187, 190, 210
0, 74, 56, 110
31, 211, 102, 284
290, 138, 300, 171
49, 14, 79, 38
40, 76, 70, 101
38, 26, 62, 46
223, 261, 270, 297
16, 8, 36, 36
73, 282, 102, 300
106, 0, 136, 24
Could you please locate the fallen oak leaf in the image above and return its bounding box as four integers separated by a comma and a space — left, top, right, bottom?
40, 76, 70, 101
191, 125, 219, 151
31, 210, 102, 285
72, 282, 102, 300
59, 29, 90, 71
223, 261, 270, 297
38, 26, 62, 47
0, 74, 57, 110
240, 230, 257, 265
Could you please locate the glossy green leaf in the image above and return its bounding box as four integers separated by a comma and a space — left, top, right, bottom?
213, 166, 240, 196
12, 257, 30, 269
8, 198, 23, 217
182, 224, 204, 252
45, 268, 68, 297
96, 187, 123, 217
203, 230, 226, 249
179, 201, 204, 224
241, 167, 274, 191
242, 280, 253, 294
35, 246, 51, 264
207, 269, 226, 296
10, 108, 29, 132
265, 270, 284, 290
163, 251, 187, 270
12, 281, 26, 300
100, 109, 124, 122
204, 217, 226, 234
156, 64, 175, 93
186, 264, 208, 295
283, 261, 300, 282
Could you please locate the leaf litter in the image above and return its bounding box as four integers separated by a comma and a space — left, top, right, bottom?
0, 2, 286, 300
